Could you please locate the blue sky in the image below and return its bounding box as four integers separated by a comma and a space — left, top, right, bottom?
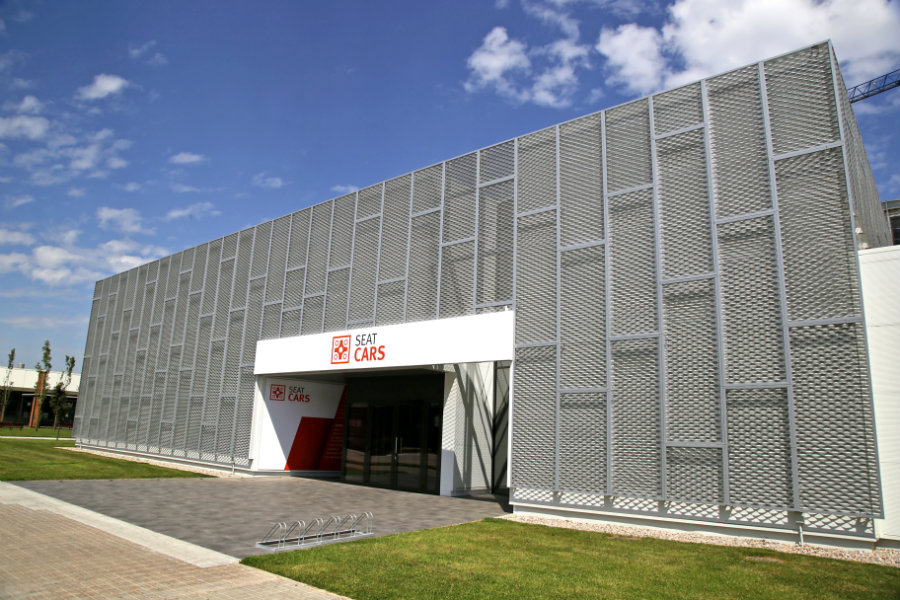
1, 0, 898, 370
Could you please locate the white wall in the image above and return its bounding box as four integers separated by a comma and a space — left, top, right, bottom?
0, 367, 80, 393
440, 362, 495, 496
860, 245, 900, 541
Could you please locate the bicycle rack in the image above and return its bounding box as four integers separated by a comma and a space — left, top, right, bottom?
256, 512, 374, 551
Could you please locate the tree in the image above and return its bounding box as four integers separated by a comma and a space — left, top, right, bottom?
49, 355, 76, 429
33, 340, 51, 430
0, 348, 14, 424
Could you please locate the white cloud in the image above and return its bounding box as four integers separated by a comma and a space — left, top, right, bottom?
6, 95, 44, 114
5, 194, 34, 209
597, 0, 900, 96
122, 182, 141, 192
129, 40, 157, 59
11, 78, 32, 90
0, 236, 168, 286
464, 27, 532, 101
106, 156, 128, 169
0, 314, 89, 330
0, 115, 50, 140
76, 74, 130, 101
67, 188, 85, 197
252, 172, 286, 189
145, 52, 168, 67
0, 229, 35, 246
0, 50, 28, 71
169, 151, 207, 165
331, 184, 359, 194
12, 10, 35, 24
165, 201, 220, 220
11, 129, 131, 186
97, 206, 154, 235
170, 183, 219, 193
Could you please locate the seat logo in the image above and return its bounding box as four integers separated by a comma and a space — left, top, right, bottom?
269, 384, 285, 401
332, 335, 351, 364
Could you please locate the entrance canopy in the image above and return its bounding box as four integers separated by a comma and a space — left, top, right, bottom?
255, 311, 515, 376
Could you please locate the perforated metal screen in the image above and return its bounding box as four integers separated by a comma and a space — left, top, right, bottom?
74, 43, 886, 527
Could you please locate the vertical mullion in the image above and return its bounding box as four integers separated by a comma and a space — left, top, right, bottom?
758, 61, 801, 511
601, 111, 614, 496
554, 124, 562, 493
402, 175, 414, 322
373, 182, 386, 322
700, 79, 731, 505
436, 162, 446, 318
648, 96, 668, 500
345, 191, 359, 328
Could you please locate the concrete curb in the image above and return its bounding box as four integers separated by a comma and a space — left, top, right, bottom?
0, 481, 238, 567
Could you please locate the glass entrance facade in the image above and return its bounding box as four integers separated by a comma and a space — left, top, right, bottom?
342, 374, 443, 493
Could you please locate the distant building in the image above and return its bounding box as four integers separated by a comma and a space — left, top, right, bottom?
0, 366, 80, 428
74, 42, 898, 547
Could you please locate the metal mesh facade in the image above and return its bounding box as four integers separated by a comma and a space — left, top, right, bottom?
75, 43, 887, 529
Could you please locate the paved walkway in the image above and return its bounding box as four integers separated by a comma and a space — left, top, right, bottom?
15, 477, 511, 557
0, 483, 346, 599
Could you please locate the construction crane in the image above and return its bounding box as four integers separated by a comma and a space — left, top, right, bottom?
847, 69, 900, 103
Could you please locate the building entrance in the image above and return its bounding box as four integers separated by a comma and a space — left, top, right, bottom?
342, 373, 444, 494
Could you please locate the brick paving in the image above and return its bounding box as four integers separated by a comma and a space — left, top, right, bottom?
16, 477, 511, 558
0, 503, 347, 599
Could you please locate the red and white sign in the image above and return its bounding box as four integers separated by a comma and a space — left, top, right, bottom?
269, 384, 285, 401
254, 377, 345, 472
255, 311, 515, 376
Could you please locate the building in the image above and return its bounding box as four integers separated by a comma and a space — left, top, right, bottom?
1, 366, 80, 428
883, 198, 900, 245
74, 42, 898, 547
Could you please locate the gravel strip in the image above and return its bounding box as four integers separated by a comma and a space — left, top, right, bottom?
63, 447, 249, 478
502, 514, 899, 568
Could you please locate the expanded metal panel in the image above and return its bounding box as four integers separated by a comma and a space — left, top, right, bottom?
517, 127, 556, 213
790, 323, 881, 515
279, 308, 303, 337
663, 279, 719, 443
233, 365, 256, 465
376, 280, 405, 325
560, 245, 605, 389
717, 216, 785, 383
515, 210, 557, 344
214, 259, 235, 339
192, 316, 212, 395
510, 345, 556, 489
666, 447, 723, 504
707, 65, 771, 218
330, 194, 355, 268
301, 295, 324, 335
173, 370, 191, 454
305, 203, 332, 295
559, 392, 606, 492
223, 310, 243, 397
221, 233, 238, 259
172, 274, 189, 345
480, 140, 514, 183
412, 164, 442, 213
186, 396, 204, 457
609, 189, 656, 335
439, 241, 474, 319
191, 244, 207, 293
243, 278, 264, 364
206, 339, 225, 405
261, 303, 281, 340
266, 217, 290, 303
150, 258, 168, 324
202, 241, 221, 314
216, 397, 235, 459
284, 268, 305, 309
560, 115, 603, 246
443, 153, 477, 241
406, 211, 440, 322
764, 44, 839, 155
380, 175, 411, 281
606, 99, 652, 192
657, 129, 713, 279
727, 388, 792, 508
653, 83, 702, 135
476, 181, 514, 305
324, 268, 349, 331
611, 337, 660, 498
776, 148, 859, 321
357, 184, 382, 220
349, 218, 380, 322
287, 208, 311, 269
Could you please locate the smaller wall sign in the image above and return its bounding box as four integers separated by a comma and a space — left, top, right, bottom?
269, 383, 285, 401
332, 335, 351, 364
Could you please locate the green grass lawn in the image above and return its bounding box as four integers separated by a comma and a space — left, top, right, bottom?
0, 426, 72, 438
0, 438, 208, 480
242, 518, 898, 600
